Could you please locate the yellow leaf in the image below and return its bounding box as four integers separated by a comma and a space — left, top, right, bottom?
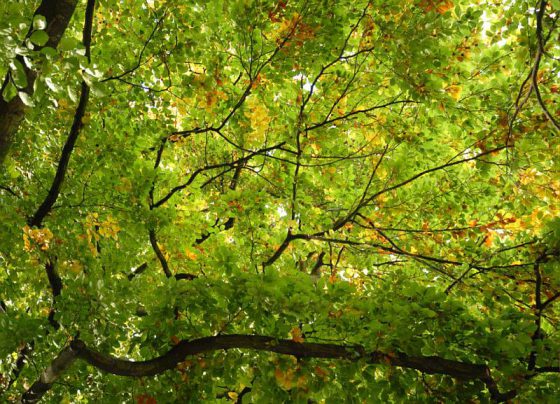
446, 85, 462, 100
420, 0, 454, 14
115, 177, 132, 192
23, 226, 32, 252
23, 225, 54, 251
184, 248, 198, 261
61, 260, 84, 274
227, 392, 238, 400
309, 143, 321, 154
244, 97, 272, 144
336, 96, 348, 115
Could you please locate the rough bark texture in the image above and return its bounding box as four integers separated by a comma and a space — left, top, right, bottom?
0, 0, 78, 164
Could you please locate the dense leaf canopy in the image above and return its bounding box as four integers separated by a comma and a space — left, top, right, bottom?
1, 0, 559, 402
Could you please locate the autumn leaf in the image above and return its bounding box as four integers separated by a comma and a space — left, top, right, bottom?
484, 231, 495, 247
23, 225, 54, 251
446, 84, 462, 100
98, 215, 121, 240
244, 96, 272, 144
290, 326, 304, 343
314, 366, 329, 380
184, 248, 198, 261
420, 0, 454, 14
3, 1, 559, 402
136, 394, 157, 404
274, 367, 294, 390
436, 0, 454, 14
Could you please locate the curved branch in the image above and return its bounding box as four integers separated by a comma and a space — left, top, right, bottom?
531, 0, 560, 132
23, 334, 516, 402
28, 0, 97, 227
153, 142, 285, 208
21, 345, 77, 403
262, 146, 508, 267
305, 99, 416, 131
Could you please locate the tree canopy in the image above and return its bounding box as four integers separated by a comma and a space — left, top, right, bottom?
1, 0, 559, 402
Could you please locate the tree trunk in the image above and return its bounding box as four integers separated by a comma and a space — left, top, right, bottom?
0, 0, 78, 165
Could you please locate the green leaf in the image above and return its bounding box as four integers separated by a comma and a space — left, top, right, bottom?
18, 91, 33, 106
29, 30, 49, 47
1, 2, 558, 402
58, 36, 79, 52
32, 14, 47, 30
44, 77, 59, 92
1, 80, 17, 102
9, 59, 27, 89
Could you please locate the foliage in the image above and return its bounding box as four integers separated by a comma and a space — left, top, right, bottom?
1, 0, 559, 402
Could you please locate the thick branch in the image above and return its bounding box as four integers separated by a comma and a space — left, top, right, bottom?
21, 345, 77, 403
28, 0, 96, 227
45, 259, 62, 329
24, 334, 515, 402
27, 82, 89, 227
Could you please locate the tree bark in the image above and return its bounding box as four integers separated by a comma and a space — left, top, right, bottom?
22, 334, 517, 402
0, 0, 78, 165
21, 346, 77, 403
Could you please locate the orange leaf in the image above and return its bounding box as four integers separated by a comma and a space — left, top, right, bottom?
290, 326, 304, 343
274, 367, 293, 390
184, 248, 198, 261
314, 366, 329, 379
136, 394, 157, 404
436, 0, 454, 14
420, 0, 454, 14
484, 231, 494, 247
